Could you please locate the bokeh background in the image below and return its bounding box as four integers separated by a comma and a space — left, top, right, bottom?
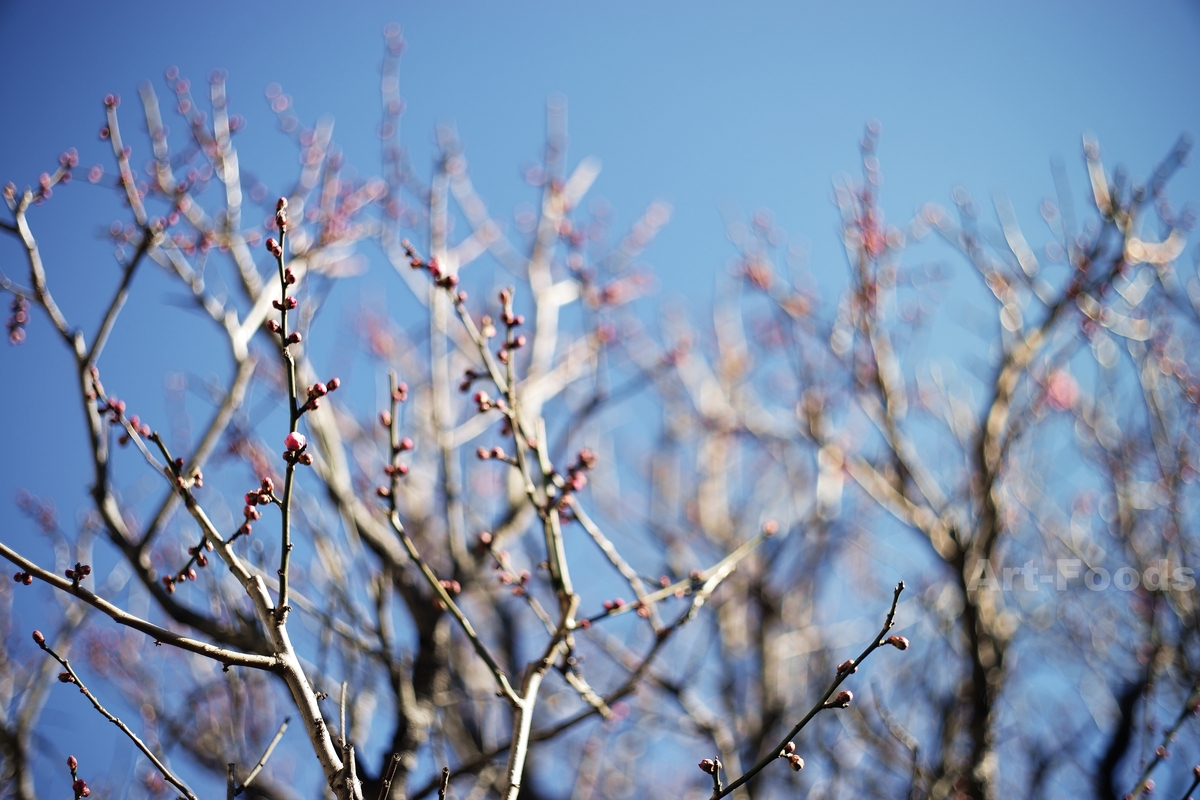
2, 0, 1199, 797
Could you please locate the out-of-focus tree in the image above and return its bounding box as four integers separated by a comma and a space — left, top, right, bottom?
1, 23, 1197, 800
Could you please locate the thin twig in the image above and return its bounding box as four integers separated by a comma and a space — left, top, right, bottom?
340, 681, 348, 750
715, 581, 906, 798
0, 540, 277, 670
377, 754, 402, 800
237, 716, 290, 795
34, 636, 198, 800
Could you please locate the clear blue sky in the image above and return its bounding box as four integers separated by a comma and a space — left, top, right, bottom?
1, 0, 1198, 796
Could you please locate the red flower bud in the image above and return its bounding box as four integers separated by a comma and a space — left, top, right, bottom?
886, 635, 909, 650
67, 755, 77, 770
32, 630, 44, 645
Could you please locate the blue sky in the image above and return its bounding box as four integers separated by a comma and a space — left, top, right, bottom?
2, 0, 1198, 795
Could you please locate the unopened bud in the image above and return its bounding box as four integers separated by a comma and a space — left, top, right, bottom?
886, 635, 910, 650
32, 630, 44, 645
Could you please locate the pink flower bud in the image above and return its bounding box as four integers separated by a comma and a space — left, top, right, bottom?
285, 432, 306, 451
834, 690, 853, 707
399, 437, 414, 451
380, 411, 392, 428
67, 755, 77, 770
327, 377, 341, 391
886, 635, 910, 650
32, 630, 44, 644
